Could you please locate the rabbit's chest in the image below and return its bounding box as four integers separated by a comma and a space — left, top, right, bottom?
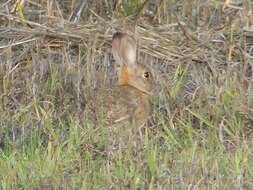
132, 92, 150, 126
110, 85, 150, 127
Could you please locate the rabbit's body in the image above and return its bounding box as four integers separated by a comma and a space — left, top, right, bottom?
85, 32, 153, 128
86, 84, 150, 128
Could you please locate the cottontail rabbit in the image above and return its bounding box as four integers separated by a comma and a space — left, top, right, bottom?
86, 32, 154, 128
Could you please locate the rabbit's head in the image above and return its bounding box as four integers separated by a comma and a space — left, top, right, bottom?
112, 32, 153, 95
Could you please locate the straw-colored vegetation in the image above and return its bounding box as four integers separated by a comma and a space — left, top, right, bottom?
0, 0, 253, 189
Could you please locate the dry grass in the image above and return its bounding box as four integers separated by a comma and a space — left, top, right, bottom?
0, 0, 253, 189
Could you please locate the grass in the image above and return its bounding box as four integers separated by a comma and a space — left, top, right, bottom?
0, 0, 253, 189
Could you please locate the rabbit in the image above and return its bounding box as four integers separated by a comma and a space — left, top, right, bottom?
85, 32, 154, 128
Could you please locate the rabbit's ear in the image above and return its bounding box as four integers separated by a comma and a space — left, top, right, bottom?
112, 32, 137, 66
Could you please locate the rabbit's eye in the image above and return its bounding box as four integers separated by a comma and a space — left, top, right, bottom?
143, 72, 150, 79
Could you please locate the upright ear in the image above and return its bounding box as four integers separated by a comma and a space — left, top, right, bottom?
112, 32, 137, 66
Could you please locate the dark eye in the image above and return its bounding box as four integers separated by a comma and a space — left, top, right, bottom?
143, 72, 150, 79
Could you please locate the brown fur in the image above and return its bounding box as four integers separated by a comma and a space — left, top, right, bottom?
118, 65, 129, 85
